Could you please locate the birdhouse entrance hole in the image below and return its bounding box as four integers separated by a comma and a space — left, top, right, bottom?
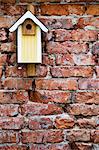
26, 24, 32, 30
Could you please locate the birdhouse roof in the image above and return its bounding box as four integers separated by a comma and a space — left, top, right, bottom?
9, 11, 48, 33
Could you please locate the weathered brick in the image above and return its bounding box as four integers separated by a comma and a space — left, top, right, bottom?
21, 102, 63, 116
36, 65, 48, 77
55, 116, 75, 129
0, 0, 16, 3
92, 42, 99, 55
54, 29, 72, 42
56, 54, 95, 66
66, 129, 90, 142
77, 117, 98, 128
0, 5, 26, 16
0, 145, 27, 150
56, 54, 75, 66
0, 104, 19, 117
0, 28, 8, 42
36, 79, 78, 90
54, 29, 98, 42
70, 143, 92, 150
77, 17, 99, 29
29, 90, 71, 103
0, 131, 18, 144
91, 130, 99, 143
30, 143, 71, 150
79, 79, 99, 90
0, 54, 7, 66
39, 16, 74, 29
8, 53, 16, 65
51, 66, 93, 77
86, 5, 99, 16
6, 66, 27, 77
42, 54, 55, 66
0, 91, 29, 104
21, 130, 63, 143
0, 116, 24, 129
47, 41, 88, 54
3, 78, 33, 90
0, 66, 2, 77
75, 91, 99, 104
29, 116, 53, 130
40, 4, 85, 15
0, 42, 15, 52
71, 29, 98, 42
67, 104, 99, 116
20, 0, 61, 2
95, 66, 99, 78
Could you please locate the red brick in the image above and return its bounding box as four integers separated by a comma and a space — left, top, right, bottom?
56, 54, 75, 66
51, 66, 93, 77
0, 67, 2, 78
1, 5, 26, 16
47, 41, 88, 54
0, 104, 19, 117
72, 29, 98, 42
3, 78, 33, 90
92, 42, 99, 55
67, 104, 99, 116
91, 130, 99, 143
66, 129, 90, 142
6, 66, 27, 77
54, 29, 98, 42
36, 79, 78, 90
21, 102, 63, 116
95, 66, 99, 77
86, 5, 99, 16
29, 90, 71, 103
0, 145, 27, 150
71, 143, 92, 150
8, 53, 16, 65
0, 0, 15, 3
72, 54, 95, 66
0, 131, 18, 144
54, 29, 72, 42
30, 143, 71, 150
77, 118, 97, 128
55, 116, 74, 129
0, 91, 29, 104
36, 65, 48, 77
77, 17, 99, 29
75, 91, 99, 104
42, 54, 55, 66
0, 28, 7, 41
56, 54, 95, 66
0, 42, 15, 52
21, 130, 63, 143
0, 54, 7, 66
79, 79, 99, 90
0, 117, 24, 129
39, 16, 74, 29
29, 116, 53, 130
40, 4, 85, 15
20, 0, 61, 2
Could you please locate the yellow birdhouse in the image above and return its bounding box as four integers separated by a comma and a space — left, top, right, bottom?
9, 11, 48, 63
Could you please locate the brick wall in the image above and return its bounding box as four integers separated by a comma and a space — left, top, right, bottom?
0, 0, 99, 150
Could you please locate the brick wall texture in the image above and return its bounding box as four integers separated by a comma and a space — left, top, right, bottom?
0, 0, 99, 150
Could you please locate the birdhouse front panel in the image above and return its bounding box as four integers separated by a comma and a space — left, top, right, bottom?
17, 21, 41, 63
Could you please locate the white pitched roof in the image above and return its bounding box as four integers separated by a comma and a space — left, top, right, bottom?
9, 11, 48, 33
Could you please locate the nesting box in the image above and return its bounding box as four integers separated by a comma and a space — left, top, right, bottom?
9, 11, 48, 63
